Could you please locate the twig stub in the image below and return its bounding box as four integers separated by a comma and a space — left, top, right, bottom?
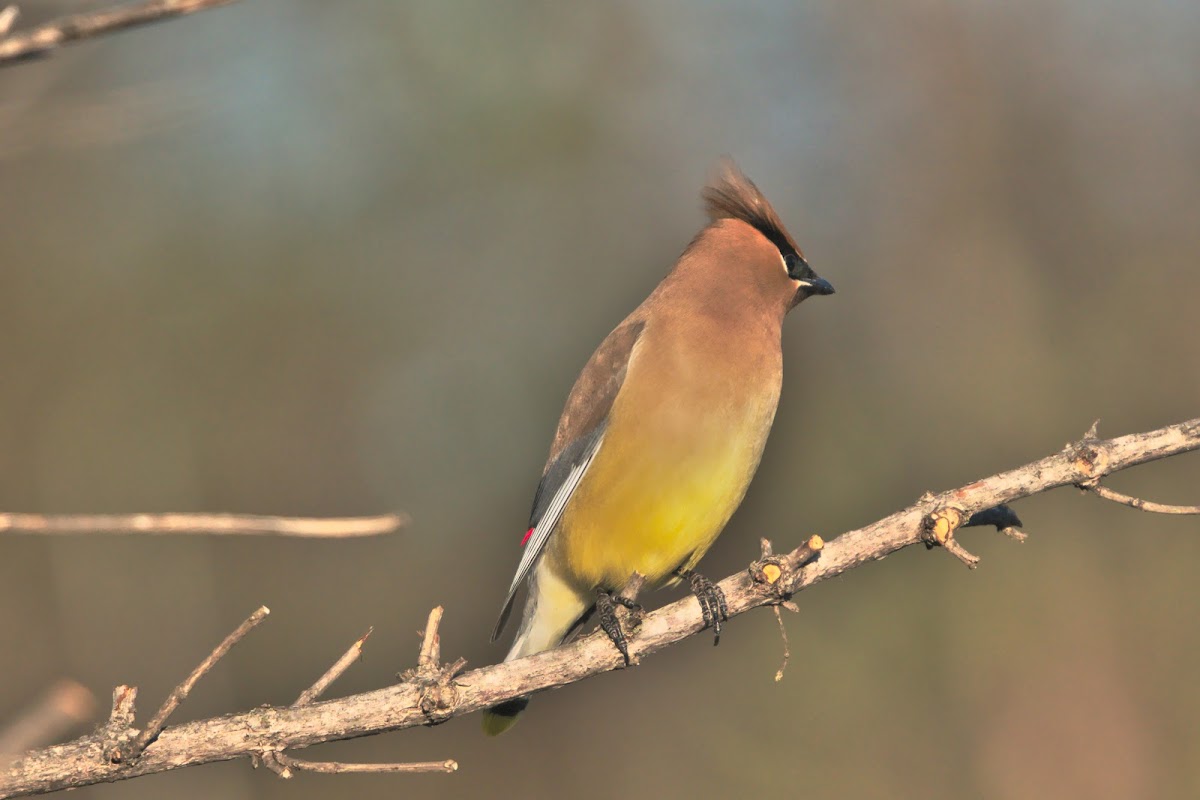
921, 508, 982, 568
417, 607, 445, 674
752, 534, 822, 591
101, 686, 139, 766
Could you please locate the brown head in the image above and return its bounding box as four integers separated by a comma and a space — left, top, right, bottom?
665, 160, 834, 321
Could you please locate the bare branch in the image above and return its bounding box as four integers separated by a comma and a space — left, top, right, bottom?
3, 417, 1197, 798
264, 753, 457, 778
1078, 481, 1200, 515
126, 606, 270, 760
0, 0, 241, 66
0, 682, 95, 759
0, 512, 406, 538
292, 629, 373, 707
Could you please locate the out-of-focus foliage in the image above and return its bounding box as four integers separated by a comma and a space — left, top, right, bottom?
1, 2, 1197, 798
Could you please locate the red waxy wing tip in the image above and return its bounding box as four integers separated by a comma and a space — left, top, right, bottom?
520, 527, 534, 546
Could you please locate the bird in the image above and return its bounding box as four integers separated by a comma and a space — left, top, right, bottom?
483, 160, 834, 736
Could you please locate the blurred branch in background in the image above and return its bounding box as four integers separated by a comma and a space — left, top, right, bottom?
0, 681, 95, 765
0, 0, 240, 66
0, 7, 17, 38
0, 511, 407, 537
3, 417, 1196, 798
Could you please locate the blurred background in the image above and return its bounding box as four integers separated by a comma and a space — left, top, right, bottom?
1, 1, 1198, 798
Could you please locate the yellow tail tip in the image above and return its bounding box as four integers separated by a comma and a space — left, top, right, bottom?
481, 709, 522, 736
482, 697, 528, 736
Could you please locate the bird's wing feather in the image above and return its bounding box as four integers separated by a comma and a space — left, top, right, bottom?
491, 318, 645, 641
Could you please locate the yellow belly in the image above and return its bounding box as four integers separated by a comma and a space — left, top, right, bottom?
548, 399, 774, 591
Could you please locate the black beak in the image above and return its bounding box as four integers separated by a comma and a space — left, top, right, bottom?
801, 275, 835, 296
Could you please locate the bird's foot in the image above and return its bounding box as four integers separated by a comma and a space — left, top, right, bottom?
678, 569, 728, 644
595, 588, 643, 666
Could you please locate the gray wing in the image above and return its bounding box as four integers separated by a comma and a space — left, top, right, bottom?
490, 318, 645, 641
489, 426, 605, 641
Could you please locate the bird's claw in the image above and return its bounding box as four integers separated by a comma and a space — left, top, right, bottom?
595, 589, 642, 665
682, 570, 728, 644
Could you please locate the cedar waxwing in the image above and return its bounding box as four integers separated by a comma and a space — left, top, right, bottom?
483, 161, 834, 736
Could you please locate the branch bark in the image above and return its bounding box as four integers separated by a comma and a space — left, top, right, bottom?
3, 417, 1197, 797
0, 0, 241, 66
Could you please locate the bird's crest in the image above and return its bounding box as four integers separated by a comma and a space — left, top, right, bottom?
701, 159, 802, 259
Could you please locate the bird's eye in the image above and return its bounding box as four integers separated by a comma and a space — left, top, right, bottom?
783, 253, 804, 278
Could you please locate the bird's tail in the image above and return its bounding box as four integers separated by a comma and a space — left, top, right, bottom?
483, 564, 590, 736
481, 696, 529, 736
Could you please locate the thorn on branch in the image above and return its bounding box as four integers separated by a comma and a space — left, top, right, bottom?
126, 606, 270, 760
